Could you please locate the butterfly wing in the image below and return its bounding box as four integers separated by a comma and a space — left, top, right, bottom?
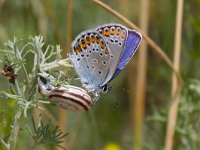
68, 31, 111, 91
111, 29, 142, 80
96, 24, 128, 86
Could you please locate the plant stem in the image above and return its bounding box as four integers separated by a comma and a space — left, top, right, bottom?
66, 0, 73, 54
21, 62, 29, 85
7, 108, 22, 150
7, 80, 23, 150
165, 0, 184, 150
132, 0, 149, 149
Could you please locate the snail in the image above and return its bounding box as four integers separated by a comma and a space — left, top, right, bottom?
38, 77, 93, 112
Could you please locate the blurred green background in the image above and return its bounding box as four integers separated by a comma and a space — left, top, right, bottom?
0, 0, 200, 150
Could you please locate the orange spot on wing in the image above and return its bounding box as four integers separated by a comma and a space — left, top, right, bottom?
95, 37, 100, 43
116, 30, 120, 35
110, 28, 115, 35
79, 42, 86, 49
85, 38, 90, 45
104, 48, 109, 54
103, 30, 110, 37
90, 37, 95, 43
120, 29, 126, 39
100, 41, 105, 49
75, 45, 82, 54
102, 31, 106, 36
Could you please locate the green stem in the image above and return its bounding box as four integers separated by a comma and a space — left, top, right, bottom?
7, 80, 22, 150
30, 141, 37, 150
27, 77, 38, 101
7, 108, 22, 150
21, 62, 29, 85
0, 139, 9, 149
14, 80, 22, 96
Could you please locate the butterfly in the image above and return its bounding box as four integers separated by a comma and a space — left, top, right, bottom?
68, 23, 142, 101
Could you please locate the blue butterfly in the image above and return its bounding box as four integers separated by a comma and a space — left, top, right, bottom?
68, 23, 142, 100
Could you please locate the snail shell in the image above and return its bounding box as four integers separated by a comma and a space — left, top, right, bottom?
38, 77, 93, 112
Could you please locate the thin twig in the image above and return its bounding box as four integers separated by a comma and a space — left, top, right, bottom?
165, 0, 184, 150
92, 0, 182, 92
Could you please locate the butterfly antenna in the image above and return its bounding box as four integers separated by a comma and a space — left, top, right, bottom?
93, 95, 100, 103
113, 95, 119, 108
107, 86, 120, 108
111, 83, 130, 93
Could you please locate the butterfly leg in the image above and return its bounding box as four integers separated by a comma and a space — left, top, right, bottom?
93, 94, 100, 103
73, 78, 81, 80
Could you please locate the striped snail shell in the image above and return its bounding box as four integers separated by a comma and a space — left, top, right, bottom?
38, 77, 93, 112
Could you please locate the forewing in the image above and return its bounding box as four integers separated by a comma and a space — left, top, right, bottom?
96, 23, 128, 85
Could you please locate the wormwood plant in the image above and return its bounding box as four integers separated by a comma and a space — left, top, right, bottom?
0, 36, 72, 150
147, 79, 200, 150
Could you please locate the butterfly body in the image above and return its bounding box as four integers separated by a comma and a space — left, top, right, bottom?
68, 23, 142, 98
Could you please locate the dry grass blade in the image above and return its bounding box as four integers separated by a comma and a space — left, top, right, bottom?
165, 0, 184, 150
66, 0, 73, 54
132, 0, 149, 149
56, 0, 74, 149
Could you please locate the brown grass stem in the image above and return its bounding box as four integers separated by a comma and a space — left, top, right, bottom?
93, 0, 182, 92
42, 106, 58, 125
57, 109, 67, 149
56, 1, 74, 149
165, 0, 184, 150
66, 0, 73, 54
132, 0, 149, 149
